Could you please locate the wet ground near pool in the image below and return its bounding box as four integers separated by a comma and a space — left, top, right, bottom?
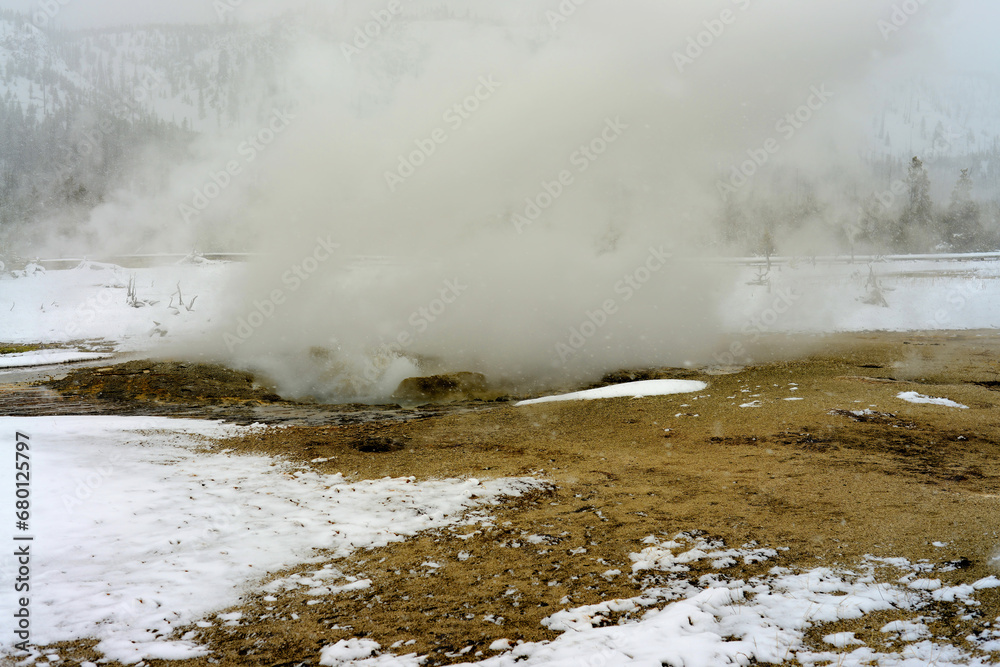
0, 357, 494, 426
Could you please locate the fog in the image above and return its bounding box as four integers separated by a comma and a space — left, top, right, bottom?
10, 0, 970, 400
170, 0, 944, 401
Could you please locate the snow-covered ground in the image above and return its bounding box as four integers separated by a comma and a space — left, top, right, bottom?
0, 260, 236, 352
2, 256, 999, 359
3, 416, 998, 665
0, 417, 545, 664
316, 533, 1000, 667
719, 257, 1000, 335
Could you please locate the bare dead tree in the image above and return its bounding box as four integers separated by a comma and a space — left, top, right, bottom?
170, 282, 198, 312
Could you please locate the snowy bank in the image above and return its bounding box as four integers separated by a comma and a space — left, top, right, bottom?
0, 349, 111, 369
0, 417, 545, 664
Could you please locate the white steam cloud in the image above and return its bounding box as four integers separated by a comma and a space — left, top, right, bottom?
43, 0, 957, 400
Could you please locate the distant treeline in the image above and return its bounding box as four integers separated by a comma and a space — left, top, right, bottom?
0, 11, 291, 254
2, 9, 999, 260
717, 156, 1000, 257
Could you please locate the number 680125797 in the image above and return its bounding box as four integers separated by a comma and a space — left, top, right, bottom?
15, 432, 30, 525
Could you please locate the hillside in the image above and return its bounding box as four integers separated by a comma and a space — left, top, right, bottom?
1, 7, 1000, 257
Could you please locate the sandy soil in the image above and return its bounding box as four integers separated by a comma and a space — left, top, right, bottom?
17, 330, 1000, 666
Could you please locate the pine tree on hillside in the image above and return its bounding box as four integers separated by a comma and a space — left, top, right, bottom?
857, 193, 891, 251
718, 195, 747, 248
943, 169, 982, 251
898, 156, 935, 252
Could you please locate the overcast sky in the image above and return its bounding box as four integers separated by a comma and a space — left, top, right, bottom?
939, 0, 1000, 73
3, 0, 999, 73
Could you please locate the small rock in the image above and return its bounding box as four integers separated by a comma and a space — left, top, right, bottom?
393, 372, 488, 403
352, 436, 408, 454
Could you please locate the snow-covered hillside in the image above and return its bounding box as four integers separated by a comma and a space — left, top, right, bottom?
0, 18, 93, 121
0, 12, 296, 133
866, 73, 1000, 199
2, 6, 1000, 259
4, 7, 999, 154
871, 74, 1000, 162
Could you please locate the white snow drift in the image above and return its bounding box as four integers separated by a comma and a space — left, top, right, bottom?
0, 416, 545, 664
516, 379, 708, 406
897, 391, 970, 409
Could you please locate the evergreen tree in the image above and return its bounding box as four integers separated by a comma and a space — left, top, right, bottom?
943, 169, 982, 251
898, 156, 934, 251
718, 195, 747, 248
857, 193, 890, 251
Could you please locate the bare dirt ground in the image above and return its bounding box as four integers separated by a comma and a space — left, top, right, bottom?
13, 330, 1000, 666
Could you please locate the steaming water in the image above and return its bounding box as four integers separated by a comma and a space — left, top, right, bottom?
25, 0, 956, 402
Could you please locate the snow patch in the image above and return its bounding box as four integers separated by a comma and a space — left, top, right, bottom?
516, 380, 708, 406
897, 391, 969, 409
